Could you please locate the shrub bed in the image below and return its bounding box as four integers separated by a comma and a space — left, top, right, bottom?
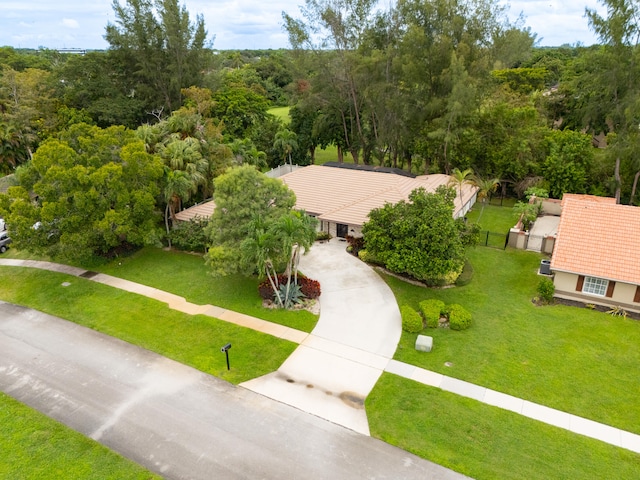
419, 299, 445, 328
258, 275, 321, 300
401, 305, 423, 333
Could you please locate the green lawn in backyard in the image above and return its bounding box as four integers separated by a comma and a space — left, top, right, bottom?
367, 374, 640, 480
465, 198, 518, 233
313, 144, 355, 165
267, 106, 291, 124
94, 247, 318, 333
0, 267, 297, 385
0, 393, 159, 480
382, 245, 640, 434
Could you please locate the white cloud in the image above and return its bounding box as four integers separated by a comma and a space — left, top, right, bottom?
0, 0, 612, 50
61, 19, 80, 29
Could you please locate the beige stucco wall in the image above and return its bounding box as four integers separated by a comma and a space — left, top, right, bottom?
319, 221, 362, 238
541, 198, 562, 216
553, 271, 640, 313
508, 228, 528, 249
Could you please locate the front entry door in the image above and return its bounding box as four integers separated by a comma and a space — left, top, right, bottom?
336, 223, 349, 238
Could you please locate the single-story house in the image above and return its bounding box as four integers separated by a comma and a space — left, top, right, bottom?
279, 163, 478, 238
173, 164, 478, 238
174, 199, 216, 223
550, 194, 640, 313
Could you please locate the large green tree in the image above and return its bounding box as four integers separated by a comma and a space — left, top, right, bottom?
105, 0, 210, 115
543, 129, 594, 198
0, 124, 163, 262
205, 165, 296, 257
575, 0, 640, 202
363, 186, 474, 285
205, 165, 316, 307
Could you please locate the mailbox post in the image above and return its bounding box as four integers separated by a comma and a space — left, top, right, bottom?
221, 343, 232, 370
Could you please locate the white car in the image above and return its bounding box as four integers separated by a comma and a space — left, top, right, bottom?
0, 231, 10, 253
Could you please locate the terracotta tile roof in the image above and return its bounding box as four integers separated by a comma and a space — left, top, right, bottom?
561, 193, 617, 206
174, 200, 216, 222
280, 165, 477, 226
550, 197, 640, 284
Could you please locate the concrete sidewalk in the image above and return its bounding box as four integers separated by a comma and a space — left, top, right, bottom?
385, 360, 640, 454
2, 256, 640, 454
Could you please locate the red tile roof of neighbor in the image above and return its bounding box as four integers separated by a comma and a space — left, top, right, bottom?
280, 165, 477, 226
551, 196, 640, 284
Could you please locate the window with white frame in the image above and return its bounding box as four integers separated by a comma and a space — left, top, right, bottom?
582, 276, 608, 296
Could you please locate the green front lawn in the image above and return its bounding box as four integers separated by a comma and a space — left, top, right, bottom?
367, 374, 640, 480
0, 267, 297, 385
383, 246, 640, 434
95, 247, 318, 333
0, 393, 159, 479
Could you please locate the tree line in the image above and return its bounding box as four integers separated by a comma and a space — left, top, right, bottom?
0, 0, 639, 265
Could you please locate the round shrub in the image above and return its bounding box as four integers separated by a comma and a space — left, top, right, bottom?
401, 305, 423, 333
537, 278, 555, 304
455, 259, 474, 286
419, 299, 445, 328
447, 304, 472, 331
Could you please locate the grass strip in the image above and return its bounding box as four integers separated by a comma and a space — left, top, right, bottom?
95, 247, 318, 333
383, 246, 640, 434
0, 267, 297, 385
0, 393, 159, 480
367, 373, 640, 480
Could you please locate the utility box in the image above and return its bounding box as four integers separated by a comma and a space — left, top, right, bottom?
540, 259, 552, 275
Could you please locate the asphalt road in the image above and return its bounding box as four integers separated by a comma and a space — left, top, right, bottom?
0, 302, 469, 480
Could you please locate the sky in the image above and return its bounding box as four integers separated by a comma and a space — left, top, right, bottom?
0, 0, 607, 51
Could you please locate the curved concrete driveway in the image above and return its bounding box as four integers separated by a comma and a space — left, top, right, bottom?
242, 240, 402, 435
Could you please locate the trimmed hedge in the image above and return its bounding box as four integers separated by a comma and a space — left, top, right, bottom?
401, 305, 423, 333
419, 299, 445, 328
447, 304, 472, 331
358, 249, 383, 265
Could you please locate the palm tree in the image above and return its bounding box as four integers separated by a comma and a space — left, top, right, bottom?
448, 167, 475, 206
163, 168, 193, 247
273, 129, 298, 166
229, 138, 267, 169
472, 175, 500, 222
241, 218, 284, 307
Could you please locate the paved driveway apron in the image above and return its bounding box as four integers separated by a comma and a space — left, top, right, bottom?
242, 240, 402, 435
0, 302, 466, 480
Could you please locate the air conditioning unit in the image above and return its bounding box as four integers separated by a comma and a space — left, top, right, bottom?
540, 259, 552, 275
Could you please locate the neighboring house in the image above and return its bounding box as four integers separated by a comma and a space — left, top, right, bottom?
280, 163, 478, 238
550, 194, 640, 313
